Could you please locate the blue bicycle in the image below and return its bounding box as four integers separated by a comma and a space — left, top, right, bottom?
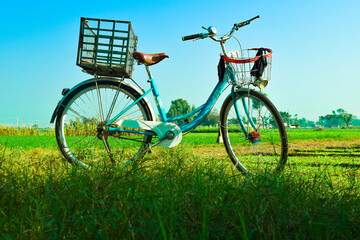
50, 16, 288, 173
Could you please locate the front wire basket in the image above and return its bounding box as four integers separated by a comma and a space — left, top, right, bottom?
223, 48, 272, 88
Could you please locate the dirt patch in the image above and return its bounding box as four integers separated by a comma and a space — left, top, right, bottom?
289, 139, 360, 150
289, 139, 360, 157
187, 139, 360, 158
190, 145, 229, 158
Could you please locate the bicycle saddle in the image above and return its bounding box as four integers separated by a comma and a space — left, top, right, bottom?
133, 52, 169, 65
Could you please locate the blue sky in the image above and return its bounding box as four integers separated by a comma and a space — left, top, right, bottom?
1, 0, 359, 127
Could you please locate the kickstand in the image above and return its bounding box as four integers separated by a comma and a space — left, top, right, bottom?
101, 135, 115, 164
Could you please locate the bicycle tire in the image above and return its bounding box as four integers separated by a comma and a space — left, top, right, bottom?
55, 79, 153, 167
220, 89, 288, 173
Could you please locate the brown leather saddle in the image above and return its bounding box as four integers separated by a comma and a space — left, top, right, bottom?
133, 52, 169, 65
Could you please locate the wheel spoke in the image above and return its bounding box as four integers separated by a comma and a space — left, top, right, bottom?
56, 81, 153, 167
95, 81, 105, 122
105, 85, 121, 122
220, 90, 288, 173
80, 93, 102, 121
66, 106, 93, 124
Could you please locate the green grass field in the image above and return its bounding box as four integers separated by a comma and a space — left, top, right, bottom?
1, 128, 360, 149
0, 128, 360, 238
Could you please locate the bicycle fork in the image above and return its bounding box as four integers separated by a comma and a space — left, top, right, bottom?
231, 86, 259, 144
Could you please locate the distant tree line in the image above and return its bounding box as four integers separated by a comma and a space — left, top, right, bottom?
270, 108, 357, 128
279, 112, 316, 128
1, 100, 358, 133
166, 98, 359, 129
317, 109, 355, 128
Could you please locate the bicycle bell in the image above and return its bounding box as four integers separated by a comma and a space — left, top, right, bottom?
207, 26, 217, 35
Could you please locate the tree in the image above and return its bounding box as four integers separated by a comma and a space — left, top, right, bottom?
337, 108, 353, 127
351, 116, 360, 126
297, 117, 315, 128
166, 98, 195, 125
279, 111, 291, 128
291, 114, 300, 128
201, 109, 220, 127
318, 109, 353, 128
342, 113, 353, 127
323, 114, 339, 128
252, 93, 268, 110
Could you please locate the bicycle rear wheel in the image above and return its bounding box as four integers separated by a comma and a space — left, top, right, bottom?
220, 89, 288, 173
55, 79, 153, 167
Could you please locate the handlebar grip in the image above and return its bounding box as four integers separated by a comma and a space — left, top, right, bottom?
249, 15, 260, 22
182, 33, 202, 41
235, 15, 260, 29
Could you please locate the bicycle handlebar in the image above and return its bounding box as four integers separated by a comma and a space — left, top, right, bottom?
182, 15, 260, 42
182, 33, 208, 41
235, 15, 259, 29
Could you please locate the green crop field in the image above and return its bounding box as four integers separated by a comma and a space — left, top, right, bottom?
0, 128, 360, 238
2, 128, 359, 148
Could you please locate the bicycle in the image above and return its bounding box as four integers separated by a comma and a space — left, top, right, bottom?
50, 16, 288, 173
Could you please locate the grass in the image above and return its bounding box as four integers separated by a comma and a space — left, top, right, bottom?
286, 128, 360, 141
1, 128, 360, 238
0, 135, 58, 149
0, 144, 360, 239
2, 128, 360, 150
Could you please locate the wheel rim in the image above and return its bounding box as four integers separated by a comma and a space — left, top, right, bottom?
223, 93, 286, 173
57, 83, 152, 167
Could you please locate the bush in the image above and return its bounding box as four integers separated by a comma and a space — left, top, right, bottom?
0, 126, 40, 136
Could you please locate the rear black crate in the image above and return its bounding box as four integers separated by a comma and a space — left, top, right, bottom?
77, 17, 137, 78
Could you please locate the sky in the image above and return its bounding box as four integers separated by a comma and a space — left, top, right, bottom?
1, 0, 359, 127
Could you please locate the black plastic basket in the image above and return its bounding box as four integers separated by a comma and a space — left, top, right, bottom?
77, 17, 137, 78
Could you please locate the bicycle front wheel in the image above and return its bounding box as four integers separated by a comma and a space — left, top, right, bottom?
220, 89, 288, 173
55, 79, 153, 167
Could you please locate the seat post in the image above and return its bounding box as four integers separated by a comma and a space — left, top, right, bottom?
145, 64, 153, 79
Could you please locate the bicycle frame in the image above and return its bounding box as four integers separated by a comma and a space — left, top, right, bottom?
104, 20, 263, 138
106, 69, 228, 134
105, 61, 254, 138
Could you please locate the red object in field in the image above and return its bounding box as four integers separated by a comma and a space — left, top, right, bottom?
249, 131, 260, 142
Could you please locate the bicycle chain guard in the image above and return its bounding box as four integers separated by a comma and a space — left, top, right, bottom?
116, 120, 182, 148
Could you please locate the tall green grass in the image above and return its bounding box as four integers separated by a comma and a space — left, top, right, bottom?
0, 145, 359, 239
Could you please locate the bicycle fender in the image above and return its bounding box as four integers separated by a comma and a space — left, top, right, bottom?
49, 77, 155, 124
50, 105, 60, 123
